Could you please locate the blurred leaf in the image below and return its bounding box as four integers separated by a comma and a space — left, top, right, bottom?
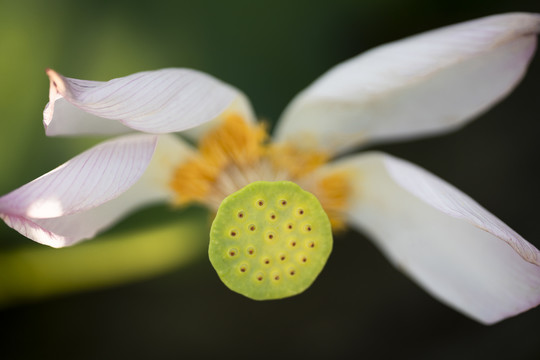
0, 207, 209, 307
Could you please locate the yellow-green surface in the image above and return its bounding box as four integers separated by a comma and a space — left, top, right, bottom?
209, 181, 332, 300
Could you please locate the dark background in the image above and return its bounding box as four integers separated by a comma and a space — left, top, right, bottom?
0, 0, 539, 358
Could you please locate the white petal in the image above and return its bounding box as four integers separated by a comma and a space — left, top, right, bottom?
0, 135, 191, 247
0, 134, 166, 246
44, 68, 243, 136
0, 194, 150, 248
275, 13, 540, 154
322, 152, 540, 324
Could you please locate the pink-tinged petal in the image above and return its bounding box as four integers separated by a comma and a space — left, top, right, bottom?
44, 68, 244, 136
1, 184, 164, 248
0, 134, 157, 217
320, 152, 540, 324
0, 134, 162, 247
275, 13, 540, 154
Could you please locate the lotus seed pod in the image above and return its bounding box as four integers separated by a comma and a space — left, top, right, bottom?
209, 181, 333, 300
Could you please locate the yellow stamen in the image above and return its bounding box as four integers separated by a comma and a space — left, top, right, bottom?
170, 114, 266, 205
170, 114, 351, 229
199, 114, 267, 167
311, 170, 352, 230
267, 144, 328, 178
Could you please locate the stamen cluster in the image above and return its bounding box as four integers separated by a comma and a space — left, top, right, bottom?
170, 115, 350, 228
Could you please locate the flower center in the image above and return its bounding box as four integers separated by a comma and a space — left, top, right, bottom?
169, 114, 351, 229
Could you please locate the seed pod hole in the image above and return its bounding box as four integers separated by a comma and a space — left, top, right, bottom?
274, 275, 280, 281
298, 209, 304, 215
304, 225, 312, 232
270, 213, 276, 220
267, 233, 275, 240
280, 200, 288, 206
263, 258, 270, 265
308, 241, 315, 248
280, 255, 286, 261
256, 274, 264, 282
289, 270, 296, 276
249, 224, 256, 232
228, 249, 238, 257
239, 265, 247, 273
230, 230, 237, 237
257, 200, 265, 207
247, 247, 255, 255
237, 211, 244, 219
287, 224, 293, 230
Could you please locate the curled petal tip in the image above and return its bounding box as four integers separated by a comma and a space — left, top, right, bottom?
46, 68, 68, 97
42, 68, 245, 136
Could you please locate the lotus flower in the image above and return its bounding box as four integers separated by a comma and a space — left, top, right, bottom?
1, 13, 539, 324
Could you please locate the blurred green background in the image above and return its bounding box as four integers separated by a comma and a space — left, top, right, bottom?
1, 0, 539, 358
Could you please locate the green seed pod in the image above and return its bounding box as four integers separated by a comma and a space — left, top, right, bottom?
209, 181, 333, 300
